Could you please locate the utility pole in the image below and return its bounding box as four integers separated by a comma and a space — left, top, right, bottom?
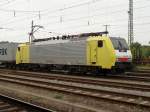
128, 0, 134, 46
30, 20, 34, 43
103, 25, 110, 36
29, 20, 43, 43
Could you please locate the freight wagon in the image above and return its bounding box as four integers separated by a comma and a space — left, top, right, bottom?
0, 42, 19, 66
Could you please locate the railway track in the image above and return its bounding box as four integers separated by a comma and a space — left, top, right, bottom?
126, 72, 150, 77
134, 69, 150, 73
0, 69, 150, 92
107, 74, 150, 82
0, 94, 53, 112
134, 67, 150, 73
0, 69, 150, 111
136, 67, 150, 71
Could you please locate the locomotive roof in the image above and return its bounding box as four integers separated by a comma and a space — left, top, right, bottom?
110, 37, 125, 39
33, 31, 108, 43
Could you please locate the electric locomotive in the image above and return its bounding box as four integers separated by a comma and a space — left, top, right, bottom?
14, 32, 132, 73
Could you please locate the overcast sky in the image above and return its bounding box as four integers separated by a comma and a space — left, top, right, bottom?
0, 0, 149, 45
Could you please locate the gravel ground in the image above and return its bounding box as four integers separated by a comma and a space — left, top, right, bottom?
0, 80, 149, 112
4, 74, 150, 97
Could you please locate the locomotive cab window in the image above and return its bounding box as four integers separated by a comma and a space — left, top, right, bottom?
18, 47, 20, 51
98, 40, 103, 47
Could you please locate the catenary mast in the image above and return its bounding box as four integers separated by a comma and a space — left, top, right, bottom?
128, 0, 134, 46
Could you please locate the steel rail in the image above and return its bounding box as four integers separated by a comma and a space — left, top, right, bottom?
0, 73, 150, 109
0, 94, 53, 112
0, 69, 150, 92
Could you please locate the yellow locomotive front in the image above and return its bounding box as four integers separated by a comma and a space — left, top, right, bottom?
86, 36, 116, 69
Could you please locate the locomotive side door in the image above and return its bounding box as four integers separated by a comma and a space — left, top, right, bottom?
87, 40, 97, 65
20, 45, 29, 63
16, 47, 21, 64
16, 44, 29, 64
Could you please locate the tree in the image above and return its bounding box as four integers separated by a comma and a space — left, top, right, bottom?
145, 47, 150, 58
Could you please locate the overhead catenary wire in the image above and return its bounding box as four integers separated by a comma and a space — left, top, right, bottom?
0, 0, 147, 25
0, 0, 147, 18
0, 0, 101, 14
0, 0, 150, 43
41, 5, 150, 28
1, 1, 150, 27
0, 0, 101, 25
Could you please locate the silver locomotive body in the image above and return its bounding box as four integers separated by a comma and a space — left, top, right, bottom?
30, 39, 87, 65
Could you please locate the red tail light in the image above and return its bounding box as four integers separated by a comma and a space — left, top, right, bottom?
117, 57, 128, 62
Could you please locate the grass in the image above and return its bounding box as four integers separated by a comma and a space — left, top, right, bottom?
54, 94, 63, 99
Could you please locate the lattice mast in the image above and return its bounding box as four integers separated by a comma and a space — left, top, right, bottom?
128, 0, 134, 46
